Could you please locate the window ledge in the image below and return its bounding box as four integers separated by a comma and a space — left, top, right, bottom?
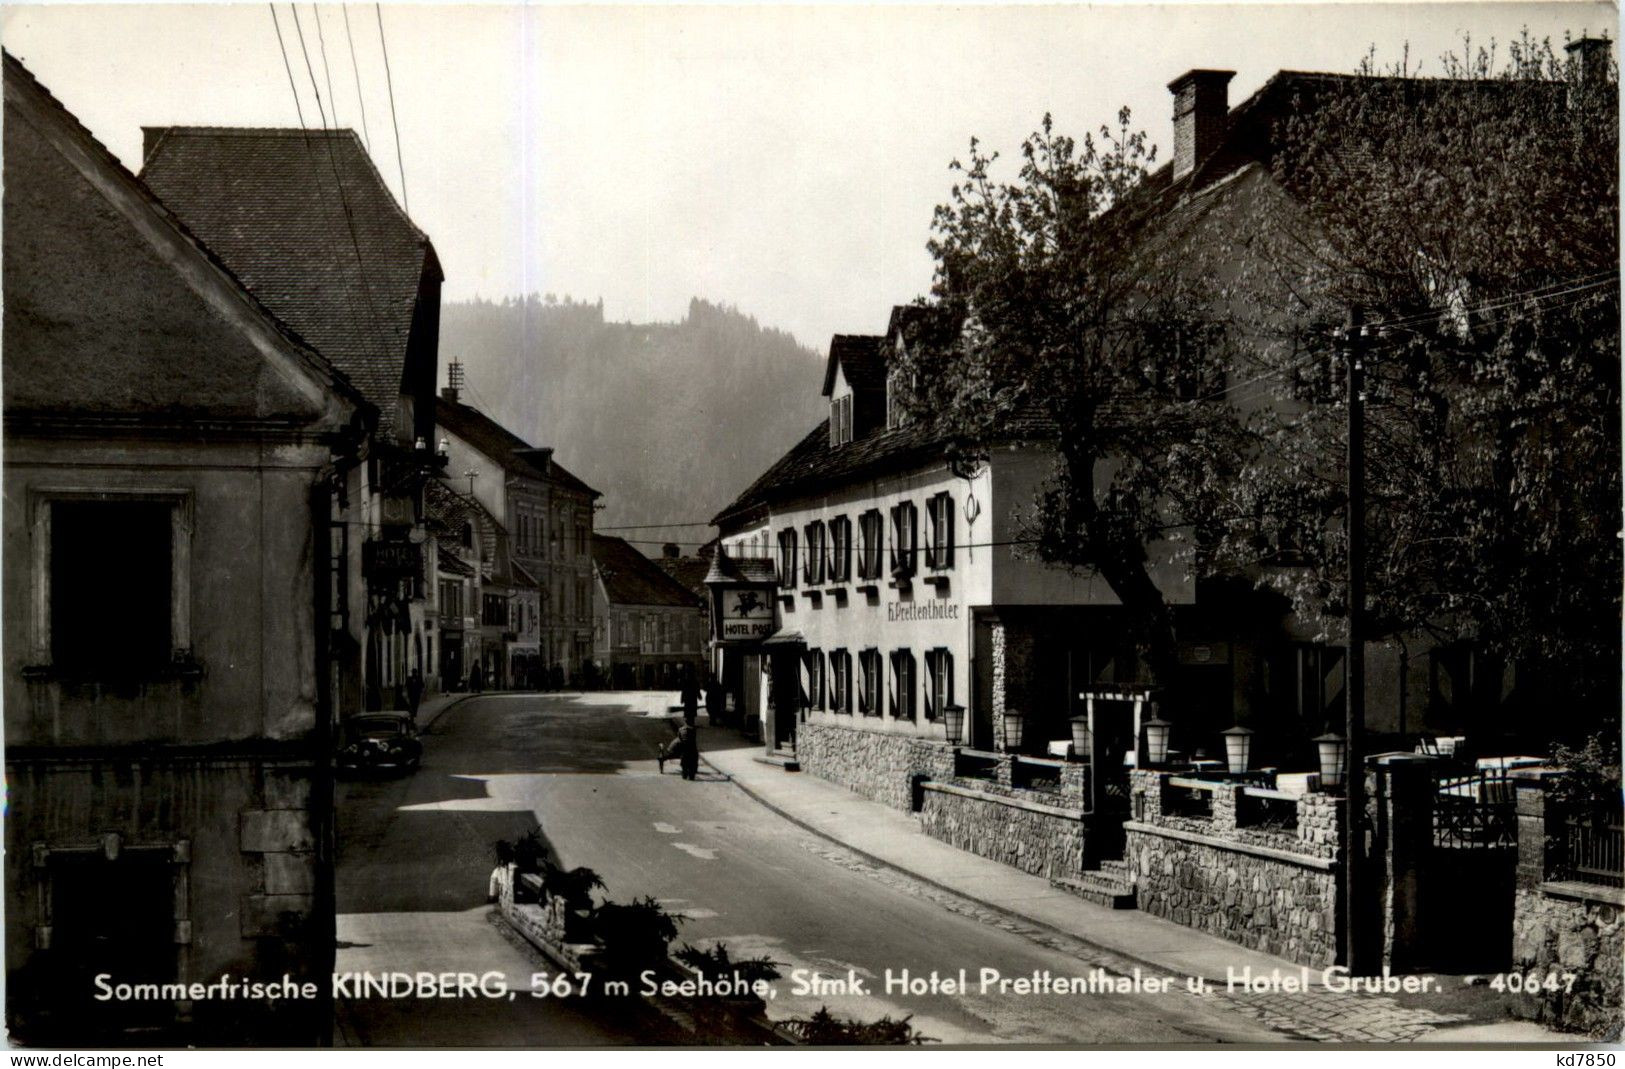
888, 577, 913, 590
821, 585, 848, 597
23, 655, 205, 686
854, 582, 879, 594
922, 573, 950, 587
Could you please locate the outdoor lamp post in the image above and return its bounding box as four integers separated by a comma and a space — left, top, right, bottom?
1069, 716, 1092, 762
1002, 709, 1025, 753
943, 703, 965, 746
1315, 732, 1348, 791
1142, 715, 1172, 768
1221, 724, 1255, 774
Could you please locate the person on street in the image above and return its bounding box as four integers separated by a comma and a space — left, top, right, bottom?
704, 674, 725, 726
470, 661, 484, 694
657, 719, 700, 780
406, 670, 425, 721
680, 666, 700, 726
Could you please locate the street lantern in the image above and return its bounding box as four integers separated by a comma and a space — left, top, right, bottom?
1315, 732, 1348, 791
1221, 724, 1255, 774
1142, 715, 1172, 767
1002, 709, 1025, 753
1069, 716, 1092, 762
943, 703, 966, 746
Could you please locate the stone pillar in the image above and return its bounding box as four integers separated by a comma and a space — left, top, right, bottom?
1513, 768, 1563, 890
1370, 756, 1436, 972
1212, 784, 1243, 836
990, 619, 1035, 752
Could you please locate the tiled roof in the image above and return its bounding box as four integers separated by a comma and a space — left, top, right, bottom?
436, 395, 600, 499
713, 407, 1055, 528
654, 555, 712, 601
139, 127, 439, 437
1, 53, 367, 424
437, 544, 476, 578
702, 553, 778, 585
593, 535, 703, 609
821, 334, 887, 397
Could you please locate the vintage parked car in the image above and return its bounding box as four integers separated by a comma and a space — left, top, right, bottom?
337, 713, 423, 774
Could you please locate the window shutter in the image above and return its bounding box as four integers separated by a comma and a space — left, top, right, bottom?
925, 502, 937, 569
944, 500, 955, 569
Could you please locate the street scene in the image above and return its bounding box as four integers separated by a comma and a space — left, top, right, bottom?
3, 1, 1620, 1052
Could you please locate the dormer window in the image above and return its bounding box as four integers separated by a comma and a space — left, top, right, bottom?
830, 395, 853, 447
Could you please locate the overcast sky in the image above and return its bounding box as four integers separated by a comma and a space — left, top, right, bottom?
3, 2, 1614, 349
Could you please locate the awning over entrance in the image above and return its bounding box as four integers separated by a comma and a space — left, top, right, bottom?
762, 628, 805, 647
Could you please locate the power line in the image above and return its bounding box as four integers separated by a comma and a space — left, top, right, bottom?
341, 4, 374, 153
268, 5, 307, 129
375, 2, 409, 214
312, 4, 341, 131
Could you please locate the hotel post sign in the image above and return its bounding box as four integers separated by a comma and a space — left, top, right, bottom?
714, 585, 775, 643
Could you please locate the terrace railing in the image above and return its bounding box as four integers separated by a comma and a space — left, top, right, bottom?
1553, 816, 1624, 888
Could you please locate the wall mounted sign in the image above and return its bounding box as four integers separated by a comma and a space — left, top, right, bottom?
717, 586, 775, 640
886, 600, 961, 622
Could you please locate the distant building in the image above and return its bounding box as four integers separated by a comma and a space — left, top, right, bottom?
140, 123, 445, 716
436, 386, 599, 683
3, 54, 365, 1044
592, 535, 707, 688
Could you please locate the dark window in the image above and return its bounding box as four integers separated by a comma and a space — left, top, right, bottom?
483, 594, 506, 626
889, 501, 918, 578
926, 492, 955, 570
52, 500, 171, 677
829, 650, 851, 713
890, 649, 916, 720
858, 509, 884, 580
778, 528, 799, 589
859, 648, 882, 716
925, 647, 952, 722
803, 520, 826, 586
828, 515, 852, 583
830, 395, 853, 446
805, 648, 824, 710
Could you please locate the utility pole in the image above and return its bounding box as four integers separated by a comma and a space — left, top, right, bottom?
1342, 305, 1369, 974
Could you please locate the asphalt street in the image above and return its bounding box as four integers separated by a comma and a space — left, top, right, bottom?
334, 691, 1282, 1045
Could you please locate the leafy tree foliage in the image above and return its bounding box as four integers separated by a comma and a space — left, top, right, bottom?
1231, 34, 1621, 735
898, 111, 1247, 677
903, 34, 1619, 735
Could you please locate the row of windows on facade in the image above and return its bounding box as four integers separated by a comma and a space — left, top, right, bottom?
513, 510, 590, 560
607, 611, 703, 653
776, 493, 956, 589
799, 646, 954, 722
437, 578, 590, 626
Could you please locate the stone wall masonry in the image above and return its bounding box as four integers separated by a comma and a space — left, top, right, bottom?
797, 719, 955, 812
918, 781, 1085, 879
1126, 770, 1342, 966
1509, 775, 1624, 1039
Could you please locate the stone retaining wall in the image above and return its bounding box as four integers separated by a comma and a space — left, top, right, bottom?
796, 719, 955, 811
918, 781, 1085, 879
1510, 774, 1624, 1039
1125, 770, 1342, 966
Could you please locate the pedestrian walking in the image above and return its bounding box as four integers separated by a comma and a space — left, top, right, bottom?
704, 674, 725, 726
680, 666, 700, 726
657, 719, 700, 780
471, 661, 484, 694
406, 670, 425, 721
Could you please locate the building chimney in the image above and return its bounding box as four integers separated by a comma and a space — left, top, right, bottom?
1167, 69, 1235, 182
442, 358, 464, 404
1566, 36, 1612, 88
663, 543, 681, 559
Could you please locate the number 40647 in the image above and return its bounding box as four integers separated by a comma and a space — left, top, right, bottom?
1489, 971, 1577, 994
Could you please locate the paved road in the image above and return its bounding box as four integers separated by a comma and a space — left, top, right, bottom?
336, 691, 1281, 1045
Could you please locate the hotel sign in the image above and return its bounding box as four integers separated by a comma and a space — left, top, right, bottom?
717, 586, 775, 641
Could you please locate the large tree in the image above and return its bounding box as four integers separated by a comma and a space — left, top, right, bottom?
1230, 34, 1621, 737
897, 110, 1248, 681
903, 35, 1620, 734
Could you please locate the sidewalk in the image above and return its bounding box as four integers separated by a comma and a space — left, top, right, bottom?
697, 736, 1296, 984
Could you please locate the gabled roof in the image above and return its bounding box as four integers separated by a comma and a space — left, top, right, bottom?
702, 552, 778, 585
712, 406, 1056, 528
437, 544, 476, 578
820, 334, 887, 397
654, 555, 712, 602
2, 52, 366, 428
436, 395, 601, 499
140, 126, 440, 437
593, 535, 703, 609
